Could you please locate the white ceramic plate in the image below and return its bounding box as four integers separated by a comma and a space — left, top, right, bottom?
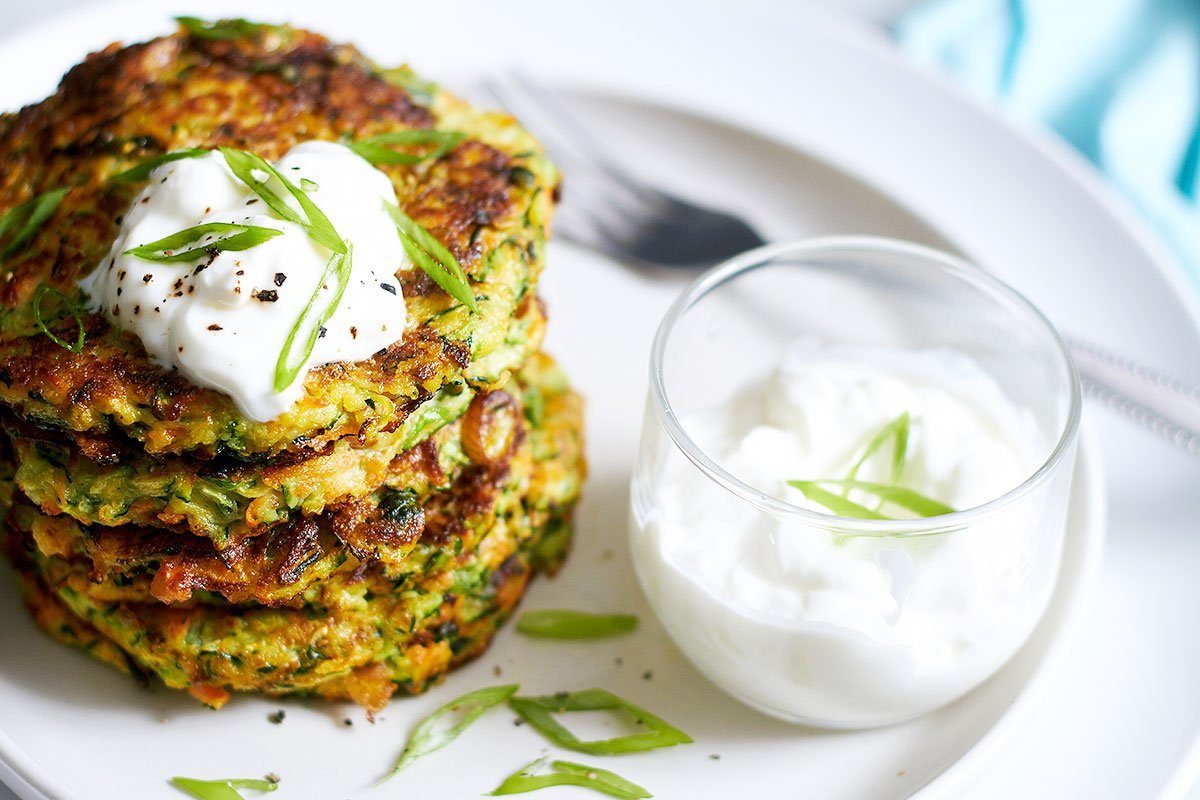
0, 1, 1195, 798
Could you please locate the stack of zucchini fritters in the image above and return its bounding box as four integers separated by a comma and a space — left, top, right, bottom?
0, 21, 583, 712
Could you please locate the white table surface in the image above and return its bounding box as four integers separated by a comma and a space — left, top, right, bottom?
0, 2, 1197, 799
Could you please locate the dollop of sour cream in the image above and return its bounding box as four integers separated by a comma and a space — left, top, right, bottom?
80, 142, 409, 421
632, 344, 1061, 726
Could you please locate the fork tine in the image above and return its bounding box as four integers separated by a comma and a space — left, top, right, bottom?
553, 203, 616, 253
554, 202, 649, 261
482, 76, 666, 218
509, 71, 654, 193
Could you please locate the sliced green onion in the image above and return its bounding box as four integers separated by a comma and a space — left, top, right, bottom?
846, 411, 909, 485
378, 66, 438, 105
784, 481, 888, 520
124, 222, 282, 263
489, 758, 652, 799
274, 246, 353, 392
33, 285, 86, 354
381, 684, 519, 781
384, 201, 477, 312
517, 610, 638, 640
170, 776, 278, 800
175, 17, 276, 41
348, 130, 465, 165
508, 689, 692, 755
0, 187, 68, 263
786, 479, 956, 519
220, 147, 344, 253
299, 177, 319, 192
220, 147, 353, 392
109, 148, 208, 183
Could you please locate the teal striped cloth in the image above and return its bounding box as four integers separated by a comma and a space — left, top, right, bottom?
895, 0, 1200, 290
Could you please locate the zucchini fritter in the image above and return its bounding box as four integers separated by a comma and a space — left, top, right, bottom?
0, 22, 558, 458
0, 19, 583, 716
10, 351, 584, 709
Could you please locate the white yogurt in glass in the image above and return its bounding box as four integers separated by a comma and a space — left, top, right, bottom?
630, 343, 1064, 726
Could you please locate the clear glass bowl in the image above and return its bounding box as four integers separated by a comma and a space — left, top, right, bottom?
629, 237, 1081, 728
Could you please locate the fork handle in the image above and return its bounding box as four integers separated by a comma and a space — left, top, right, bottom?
1067, 338, 1200, 454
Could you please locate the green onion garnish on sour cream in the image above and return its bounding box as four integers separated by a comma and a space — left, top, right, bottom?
123, 222, 283, 262
219, 146, 353, 392
220, 147, 344, 253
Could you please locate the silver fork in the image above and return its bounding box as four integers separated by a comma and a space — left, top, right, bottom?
484, 74, 763, 267
485, 73, 1200, 454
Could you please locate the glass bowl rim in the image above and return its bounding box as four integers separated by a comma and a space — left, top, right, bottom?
648, 235, 1083, 536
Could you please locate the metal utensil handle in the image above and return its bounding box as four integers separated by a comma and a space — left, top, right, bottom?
1067, 338, 1200, 454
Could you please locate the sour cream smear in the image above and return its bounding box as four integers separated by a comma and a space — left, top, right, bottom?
81, 141, 410, 421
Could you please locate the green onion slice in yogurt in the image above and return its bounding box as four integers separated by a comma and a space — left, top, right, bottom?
786, 479, 956, 519
787, 411, 955, 520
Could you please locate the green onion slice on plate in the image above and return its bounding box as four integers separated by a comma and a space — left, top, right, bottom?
381, 683, 519, 782
384, 200, 477, 312
123, 222, 282, 263
170, 776, 278, 800
508, 688, 692, 755
516, 610, 638, 639
489, 758, 652, 799
348, 130, 465, 165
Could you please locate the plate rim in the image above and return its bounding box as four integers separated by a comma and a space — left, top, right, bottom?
0, 0, 1191, 797
0, 431, 1105, 800
912, 426, 1107, 799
